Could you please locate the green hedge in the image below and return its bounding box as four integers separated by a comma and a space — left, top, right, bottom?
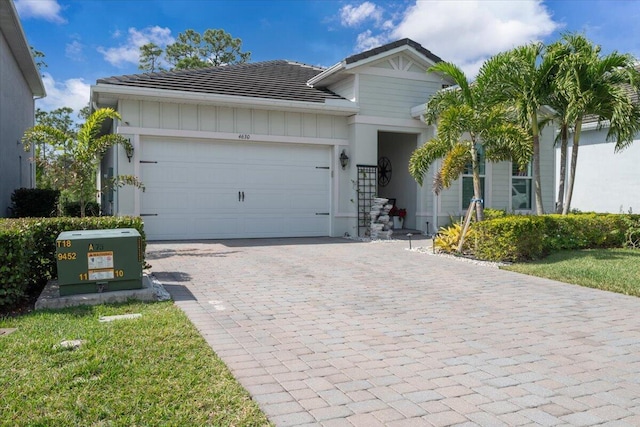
10, 188, 60, 218
0, 220, 31, 307
473, 214, 638, 262
0, 216, 144, 308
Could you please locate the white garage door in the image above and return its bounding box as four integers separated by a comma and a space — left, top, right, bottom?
140, 137, 331, 240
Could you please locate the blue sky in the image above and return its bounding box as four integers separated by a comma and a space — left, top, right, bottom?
14, 0, 640, 116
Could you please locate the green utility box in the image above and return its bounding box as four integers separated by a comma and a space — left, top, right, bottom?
56, 228, 143, 296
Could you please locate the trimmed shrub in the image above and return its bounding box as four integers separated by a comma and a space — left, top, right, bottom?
0, 216, 145, 309
0, 220, 31, 306
483, 208, 508, 220
473, 216, 548, 262
473, 214, 635, 262
10, 188, 60, 218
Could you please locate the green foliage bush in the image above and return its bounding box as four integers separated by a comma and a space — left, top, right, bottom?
10, 188, 60, 218
483, 208, 508, 220
0, 216, 144, 308
622, 215, 640, 249
63, 201, 101, 217
0, 220, 31, 307
473, 213, 636, 262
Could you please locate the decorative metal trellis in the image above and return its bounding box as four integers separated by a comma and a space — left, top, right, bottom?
357, 164, 378, 237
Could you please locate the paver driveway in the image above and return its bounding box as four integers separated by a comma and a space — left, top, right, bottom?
147, 237, 640, 426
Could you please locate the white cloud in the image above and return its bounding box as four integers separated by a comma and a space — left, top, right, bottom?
340, 2, 383, 27
65, 40, 84, 61
390, 0, 559, 76
37, 73, 90, 114
98, 26, 174, 67
14, 0, 66, 24
355, 30, 388, 52
343, 0, 559, 77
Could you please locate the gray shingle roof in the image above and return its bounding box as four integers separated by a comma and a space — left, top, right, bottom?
96, 60, 345, 103
345, 38, 443, 65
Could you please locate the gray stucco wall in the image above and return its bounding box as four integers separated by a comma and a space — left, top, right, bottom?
0, 30, 36, 217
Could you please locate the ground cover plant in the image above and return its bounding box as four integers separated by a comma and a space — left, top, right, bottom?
0, 301, 271, 426
503, 248, 640, 297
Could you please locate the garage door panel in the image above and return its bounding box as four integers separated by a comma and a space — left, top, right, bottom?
141, 189, 190, 212
289, 191, 330, 211
143, 215, 189, 240
193, 216, 242, 238
143, 165, 190, 185
140, 137, 330, 240
190, 164, 239, 187
191, 189, 239, 211
242, 191, 288, 211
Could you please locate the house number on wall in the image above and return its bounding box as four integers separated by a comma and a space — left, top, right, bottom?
238, 134, 251, 140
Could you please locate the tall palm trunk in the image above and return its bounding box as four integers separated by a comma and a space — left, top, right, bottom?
562, 118, 582, 214
470, 140, 484, 221
555, 124, 568, 213
532, 118, 545, 215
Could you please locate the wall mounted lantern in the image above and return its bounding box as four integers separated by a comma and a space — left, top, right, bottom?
339, 149, 349, 169
125, 142, 134, 163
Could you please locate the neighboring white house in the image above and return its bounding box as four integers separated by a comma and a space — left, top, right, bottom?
91, 38, 556, 240
556, 119, 639, 214
0, 0, 46, 217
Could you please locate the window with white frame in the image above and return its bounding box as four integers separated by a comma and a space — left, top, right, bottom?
512, 162, 532, 210
461, 145, 485, 210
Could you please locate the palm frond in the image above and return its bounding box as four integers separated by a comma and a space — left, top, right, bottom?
77, 108, 122, 149
22, 125, 70, 151
409, 137, 451, 186
438, 143, 470, 191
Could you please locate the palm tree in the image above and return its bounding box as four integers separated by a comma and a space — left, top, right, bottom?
542, 40, 573, 213
409, 62, 531, 221
552, 34, 640, 214
479, 43, 558, 215
23, 108, 143, 217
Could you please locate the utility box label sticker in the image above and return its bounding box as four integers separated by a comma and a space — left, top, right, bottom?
89, 268, 115, 280
88, 251, 114, 270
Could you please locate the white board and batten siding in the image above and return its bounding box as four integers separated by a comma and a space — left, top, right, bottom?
115, 100, 348, 240
355, 55, 444, 119
118, 100, 349, 139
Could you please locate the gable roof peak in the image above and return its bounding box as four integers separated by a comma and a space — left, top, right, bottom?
345, 38, 443, 65
308, 38, 443, 88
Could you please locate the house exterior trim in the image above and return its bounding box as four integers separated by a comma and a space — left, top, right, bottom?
93, 84, 359, 116
347, 115, 425, 129
0, 1, 45, 97
117, 126, 349, 147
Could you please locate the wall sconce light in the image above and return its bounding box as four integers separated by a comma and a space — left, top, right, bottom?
339, 149, 349, 169
125, 143, 134, 163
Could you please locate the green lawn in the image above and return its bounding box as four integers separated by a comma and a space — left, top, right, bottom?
0, 301, 271, 426
502, 248, 640, 297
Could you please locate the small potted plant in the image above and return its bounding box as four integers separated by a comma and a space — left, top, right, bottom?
389, 206, 406, 229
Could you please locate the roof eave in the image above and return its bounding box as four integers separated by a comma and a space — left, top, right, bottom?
306, 61, 345, 87
0, 1, 46, 97
91, 83, 359, 116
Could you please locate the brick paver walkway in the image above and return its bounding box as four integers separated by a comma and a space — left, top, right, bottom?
147, 237, 640, 426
